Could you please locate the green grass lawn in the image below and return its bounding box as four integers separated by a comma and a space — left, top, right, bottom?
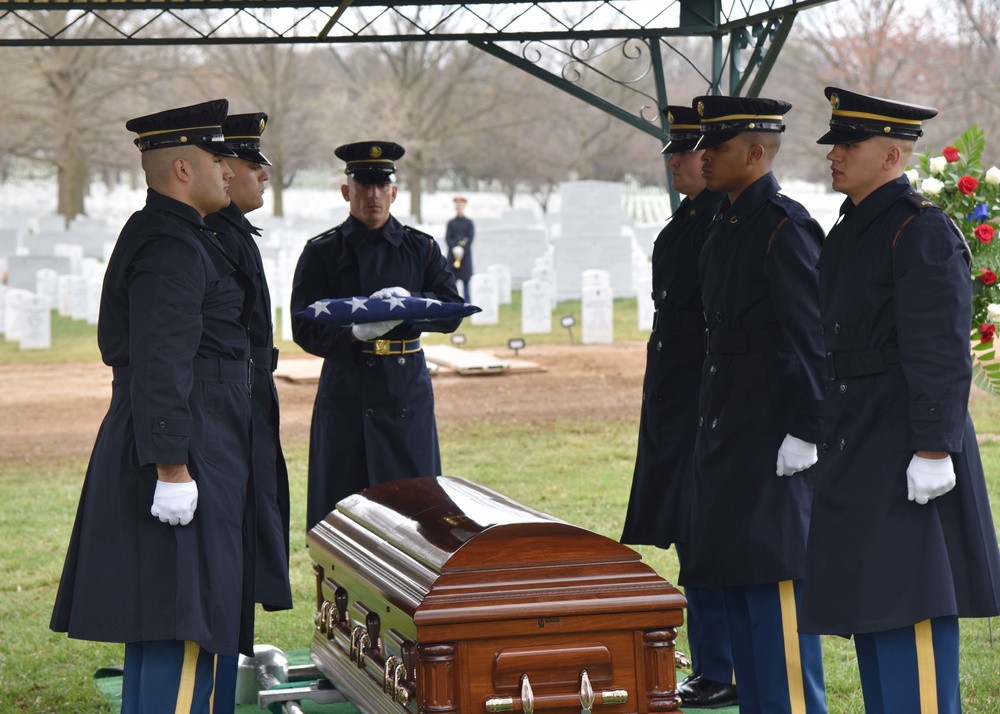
2, 300, 1000, 711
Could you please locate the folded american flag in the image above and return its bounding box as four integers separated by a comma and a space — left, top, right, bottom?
296, 295, 481, 326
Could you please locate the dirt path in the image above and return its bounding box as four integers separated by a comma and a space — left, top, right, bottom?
0, 343, 647, 464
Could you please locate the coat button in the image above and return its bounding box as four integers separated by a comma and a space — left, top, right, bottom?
709, 364, 717, 374
656, 340, 663, 351
710, 418, 718, 428
834, 323, 842, 334
366, 357, 375, 367
397, 356, 406, 365
839, 383, 847, 393
158, 420, 166, 429
839, 438, 846, 450
660, 289, 668, 299
820, 324, 825, 334
714, 311, 724, 322
399, 408, 408, 418
822, 443, 829, 454
927, 406, 937, 414
365, 408, 374, 418
698, 417, 704, 427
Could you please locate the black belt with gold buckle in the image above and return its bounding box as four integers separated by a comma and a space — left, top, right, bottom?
360, 338, 422, 356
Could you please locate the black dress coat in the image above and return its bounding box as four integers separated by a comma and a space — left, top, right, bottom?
621, 189, 724, 548
681, 173, 827, 589
445, 214, 475, 282
50, 190, 257, 657
206, 203, 293, 612
800, 176, 1000, 636
290, 214, 464, 531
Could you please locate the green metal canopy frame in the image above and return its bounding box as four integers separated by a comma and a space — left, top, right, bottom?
0, 0, 837, 185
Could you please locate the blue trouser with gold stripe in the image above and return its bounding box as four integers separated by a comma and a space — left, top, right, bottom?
724, 579, 827, 713
676, 543, 735, 685
855, 617, 961, 714
121, 640, 238, 714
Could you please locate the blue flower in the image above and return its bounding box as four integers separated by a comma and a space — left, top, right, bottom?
968, 203, 990, 222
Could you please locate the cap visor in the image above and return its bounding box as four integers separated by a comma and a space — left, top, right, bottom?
228, 147, 272, 166
202, 143, 238, 158
816, 129, 872, 145
350, 171, 394, 185
661, 139, 700, 155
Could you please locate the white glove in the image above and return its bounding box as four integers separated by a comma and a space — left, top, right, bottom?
776, 434, 818, 476
451, 245, 465, 260
352, 320, 403, 341
907, 454, 956, 505
151, 480, 199, 526
369, 286, 411, 300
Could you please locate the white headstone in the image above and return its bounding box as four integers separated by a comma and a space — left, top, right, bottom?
555, 181, 632, 300
581, 284, 614, 344
531, 265, 558, 309
54, 243, 84, 275
0, 285, 7, 335
487, 264, 512, 305
18, 294, 51, 350
70, 276, 89, 321
521, 279, 553, 334
469, 273, 499, 326
35, 268, 59, 308
281, 285, 294, 343
636, 274, 654, 331
57, 275, 74, 316
4, 288, 32, 342
86, 278, 102, 325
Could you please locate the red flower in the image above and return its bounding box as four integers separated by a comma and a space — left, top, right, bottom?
979, 269, 998, 285
975, 223, 996, 244
943, 146, 961, 162
980, 323, 996, 343
958, 175, 979, 194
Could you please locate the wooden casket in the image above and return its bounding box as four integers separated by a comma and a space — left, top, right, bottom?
307, 476, 687, 714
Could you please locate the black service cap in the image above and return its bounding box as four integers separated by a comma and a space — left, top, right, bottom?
126, 99, 236, 157
223, 112, 271, 166
693, 95, 791, 150
660, 104, 702, 155
335, 141, 405, 184
816, 87, 937, 145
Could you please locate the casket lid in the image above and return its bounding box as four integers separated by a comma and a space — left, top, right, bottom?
335, 476, 638, 575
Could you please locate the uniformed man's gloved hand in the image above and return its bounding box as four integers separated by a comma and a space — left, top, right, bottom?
151, 479, 199, 526
352, 320, 403, 341
776, 434, 818, 476
370, 286, 411, 300
906, 454, 956, 505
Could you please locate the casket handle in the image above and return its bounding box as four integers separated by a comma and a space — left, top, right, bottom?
580, 669, 595, 714
521, 673, 535, 714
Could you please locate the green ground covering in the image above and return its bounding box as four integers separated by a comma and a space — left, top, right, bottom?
1, 299, 999, 712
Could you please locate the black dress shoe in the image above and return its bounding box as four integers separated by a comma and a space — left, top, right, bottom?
677, 674, 739, 709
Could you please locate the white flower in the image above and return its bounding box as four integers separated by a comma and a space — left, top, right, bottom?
904, 169, 919, 185
989, 304, 1000, 324
987, 166, 1000, 185
921, 177, 945, 195
929, 155, 949, 174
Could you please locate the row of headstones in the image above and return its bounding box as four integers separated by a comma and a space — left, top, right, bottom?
0, 265, 105, 350
467, 267, 655, 344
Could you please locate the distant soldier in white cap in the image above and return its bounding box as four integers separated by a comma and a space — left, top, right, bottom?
805, 86, 1000, 714
681, 95, 829, 714
290, 141, 464, 531
50, 99, 259, 713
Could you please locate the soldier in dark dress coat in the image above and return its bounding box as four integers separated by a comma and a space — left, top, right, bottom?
445, 196, 474, 301
680, 96, 829, 714
50, 100, 258, 714
291, 142, 464, 531
206, 112, 292, 615
804, 86, 1000, 714
620, 104, 736, 710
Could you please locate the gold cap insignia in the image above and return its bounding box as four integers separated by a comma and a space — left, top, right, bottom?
697, 101, 705, 116
830, 93, 840, 109
369, 146, 382, 158
748, 122, 756, 129
884, 126, 891, 133
180, 136, 188, 143
259, 117, 266, 133
667, 111, 675, 125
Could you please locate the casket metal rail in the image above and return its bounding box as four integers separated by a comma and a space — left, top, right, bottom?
306, 476, 688, 713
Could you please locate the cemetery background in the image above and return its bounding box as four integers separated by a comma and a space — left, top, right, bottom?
1, 177, 999, 711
